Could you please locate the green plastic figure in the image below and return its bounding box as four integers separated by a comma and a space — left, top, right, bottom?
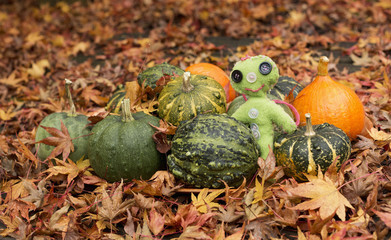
230, 55, 298, 159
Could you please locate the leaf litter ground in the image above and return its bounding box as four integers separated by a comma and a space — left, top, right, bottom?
0, 0, 391, 239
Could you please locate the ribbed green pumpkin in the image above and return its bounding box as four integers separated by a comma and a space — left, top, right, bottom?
35, 80, 90, 162
158, 72, 227, 126
274, 113, 351, 181
105, 85, 126, 113
168, 114, 260, 188
269, 76, 304, 100
137, 62, 184, 89
88, 99, 162, 182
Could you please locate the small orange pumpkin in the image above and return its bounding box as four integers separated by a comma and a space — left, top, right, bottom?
185, 63, 236, 102
292, 56, 365, 139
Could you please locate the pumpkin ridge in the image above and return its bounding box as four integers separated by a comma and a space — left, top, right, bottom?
196, 92, 225, 113
306, 138, 316, 175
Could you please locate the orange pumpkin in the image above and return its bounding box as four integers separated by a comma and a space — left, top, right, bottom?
185, 63, 236, 102
292, 56, 365, 139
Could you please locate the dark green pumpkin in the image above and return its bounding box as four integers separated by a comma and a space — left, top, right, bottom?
269, 76, 304, 100
137, 62, 184, 89
274, 113, 351, 181
158, 72, 227, 126
105, 85, 126, 113
35, 80, 90, 162
168, 114, 260, 188
88, 99, 162, 182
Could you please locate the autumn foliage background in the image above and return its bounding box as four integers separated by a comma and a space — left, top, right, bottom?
0, 0, 391, 239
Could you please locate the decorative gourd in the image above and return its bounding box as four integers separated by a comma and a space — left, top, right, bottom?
269, 76, 304, 100
274, 113, 351, 181
137, 62, 184, 89
158, 72, 226, 126
105, 84, 125, 113
88, 99, 162, 182
292, 56, 365, 139
167, 114, 260, 188
185, 63, 236, 102
35, 79, 90, 162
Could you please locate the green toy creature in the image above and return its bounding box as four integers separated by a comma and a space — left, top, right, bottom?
230, 55, 299, 159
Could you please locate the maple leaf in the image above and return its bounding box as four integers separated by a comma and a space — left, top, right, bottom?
372, 209, 391, 228
243, 188, 267, 221
147, 207, 165, 235
49, 201, 71, 232
0, 71, 24, 88
44, 158, 91, 186
23, 31, 44, 48
191, 188, 225, 214
350, 51, 372, 66
26, 59, 50, 79
177, 225, 212, 240
216, 204, 243, 223
367, 127, 391, 147
20, 179, 47, 208
71, 41, 90, 56
81, 85, 108, 106
0, 107, 18, 121
288, 168, 353, 221
36, 121, 74, 160
92, 181, 133, 232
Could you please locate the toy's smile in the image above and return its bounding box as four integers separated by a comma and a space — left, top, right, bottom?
245, 84, 265, 93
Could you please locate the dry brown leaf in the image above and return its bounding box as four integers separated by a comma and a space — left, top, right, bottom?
288, 169, 353, 221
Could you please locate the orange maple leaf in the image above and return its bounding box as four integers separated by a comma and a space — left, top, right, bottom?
288, 168, 353, 221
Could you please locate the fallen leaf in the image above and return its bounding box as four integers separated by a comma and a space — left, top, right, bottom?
372, 209, 391, 228
191, 188, 225, 214
36, 120, 74, 160
288, 169, 353, 221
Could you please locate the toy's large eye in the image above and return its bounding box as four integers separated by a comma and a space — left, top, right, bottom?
259, 62, 272, 75
231, 70, 243, 83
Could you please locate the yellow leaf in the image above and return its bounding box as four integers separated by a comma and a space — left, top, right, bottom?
27, 59, 50, 79
24, 32, 44, 48
252, 178, 264, 204
0, 107, 17, 121
71, 42, 90, 56
288, 170, 353, 221
297, 226, 307, 240
125, 81, 141, 107
191, 188, 224, 213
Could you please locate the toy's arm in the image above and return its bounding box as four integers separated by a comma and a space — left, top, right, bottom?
231, 105, 251, 124
271, 103, 297, 133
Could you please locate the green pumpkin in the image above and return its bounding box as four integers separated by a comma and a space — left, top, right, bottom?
35, 80, 90, 162
88, 99, 162, 182
158, 72, 227, 126
105, 85, 126, 113
274, 113, 351, 181
227, 95, 294, 120
269, 76, 304, 100
137, 62, 184, 89
168, 114, 260, 188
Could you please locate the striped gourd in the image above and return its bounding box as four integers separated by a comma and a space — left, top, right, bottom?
105, 85, 126, 113
158, 72, 226, 126
274, 113, 351, 181
167, 114, 259, 188
137, 62, 184, 89
269, 76, 304, 100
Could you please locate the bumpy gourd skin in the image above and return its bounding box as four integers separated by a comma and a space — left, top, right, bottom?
229, 55, 297, 159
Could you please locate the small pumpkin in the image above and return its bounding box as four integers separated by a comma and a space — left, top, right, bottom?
185, 62, 236, 102
167, 114, 260, 188
88, 99, 162, 182
35, 79, 90, 162
137, 62, 184, 89
158, 72, 226, 126
274, 113, 351, 181
105, 84, 125, 113
269, 76, 304, 100
292, 56, 365, 139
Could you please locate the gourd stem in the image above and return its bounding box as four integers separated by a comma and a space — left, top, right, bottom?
182, 72, 194, 93
121, 98, 134, 122
65, 79, 76, 116
304, 113, 316, 137
317, 56, 329, 76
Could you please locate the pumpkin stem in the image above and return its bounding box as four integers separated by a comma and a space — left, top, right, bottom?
317, 56, 329, 76
121, 98, 135, 122
182, 71, 194, 93
65, 79, 77, 116
304, 113, 316, 137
